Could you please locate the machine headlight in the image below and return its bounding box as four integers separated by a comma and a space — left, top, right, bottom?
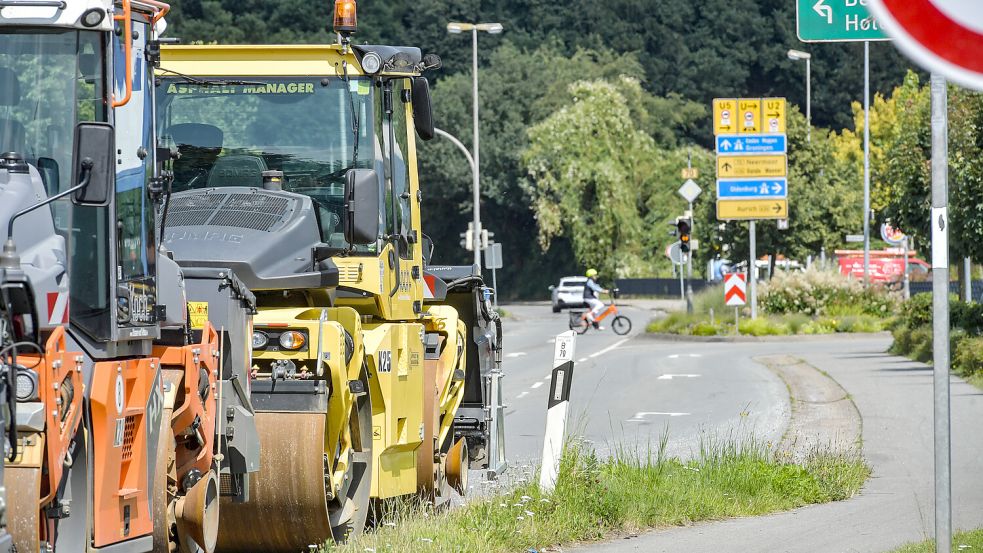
81, 8, 106, 28
279, 331, 307, 350
361, 52, 383, 75
252, 331, 269, 350
15, 368, 38, 402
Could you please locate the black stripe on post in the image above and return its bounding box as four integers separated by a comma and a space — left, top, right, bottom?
547, 361, 575, 409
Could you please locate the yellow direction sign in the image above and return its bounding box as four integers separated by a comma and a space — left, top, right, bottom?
763, 98, 786, 134
717, 199, 788, 220
713, 98, 738, 135
738, 99, 761, 134
717, 155, 787, 178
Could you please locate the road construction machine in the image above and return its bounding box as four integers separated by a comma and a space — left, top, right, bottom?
0, 1, 259, 551
155, 1, 506, 549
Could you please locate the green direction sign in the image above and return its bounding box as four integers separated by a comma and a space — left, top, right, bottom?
796, 0, 890, 42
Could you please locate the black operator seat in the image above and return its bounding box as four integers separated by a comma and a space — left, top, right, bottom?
166, 123, 224, 190
0, 67, 27, 156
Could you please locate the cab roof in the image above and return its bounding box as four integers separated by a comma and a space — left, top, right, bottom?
159, 44, 422, 78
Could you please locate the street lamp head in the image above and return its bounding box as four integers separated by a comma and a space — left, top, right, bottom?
787, 49, 811, 61
448, 22, 503, 34
478, 22, 504, 34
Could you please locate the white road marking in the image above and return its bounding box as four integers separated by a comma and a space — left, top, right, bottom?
657, 374, 702, 380
506, 352, 527, 358
588, 338, 629, 359
531, 381, 544, 389
547, 338, 556, 344
577, 358, 588, 363
626, 412, 690, 421
668, 353, 703, 359
516, 391, 529, 399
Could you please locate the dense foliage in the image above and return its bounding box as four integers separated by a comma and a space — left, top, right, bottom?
759, 269, 898, 317
161, 1, 915, 298
892, 293, 983, 386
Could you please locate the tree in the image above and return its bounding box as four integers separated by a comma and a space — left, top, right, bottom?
420, 42, 702, 297
523, 78, 656, 278
872, 73, 983, 263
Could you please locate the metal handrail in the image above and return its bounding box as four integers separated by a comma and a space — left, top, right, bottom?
0, 1, 67, 7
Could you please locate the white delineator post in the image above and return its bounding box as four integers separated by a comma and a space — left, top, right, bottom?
539, 331, 576, 492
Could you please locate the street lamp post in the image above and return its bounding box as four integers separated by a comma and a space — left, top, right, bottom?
447, 21, 503, 270
787, 49, 812, 142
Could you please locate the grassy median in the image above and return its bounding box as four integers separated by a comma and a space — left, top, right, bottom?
891, 529, 983, 552
325, 437, 869, 553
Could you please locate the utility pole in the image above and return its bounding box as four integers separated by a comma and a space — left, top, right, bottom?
863, 41, 872, 287
447, 21, 504, 269
685, 150, 695, 313
930, 73, 952, 553
749, 221, 757, 320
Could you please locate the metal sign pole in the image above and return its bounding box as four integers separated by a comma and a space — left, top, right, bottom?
749, 220, 757, 319
903, 236, 911, 301
679, 255, 686, 301
687, 201, 694, 278
863, 41, 872, 287
930, 73, 952, 553
492, 266, 498, 309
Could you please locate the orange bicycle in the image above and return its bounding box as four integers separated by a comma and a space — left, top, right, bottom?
568, 290, 632, 335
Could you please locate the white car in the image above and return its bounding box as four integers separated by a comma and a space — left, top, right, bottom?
549, 277, 588, 313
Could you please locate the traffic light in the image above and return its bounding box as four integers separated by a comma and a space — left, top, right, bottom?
676, 217, 692, 253
460, 226, 474, 251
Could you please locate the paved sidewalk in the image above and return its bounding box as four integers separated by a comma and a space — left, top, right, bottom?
573, 340, 983, 553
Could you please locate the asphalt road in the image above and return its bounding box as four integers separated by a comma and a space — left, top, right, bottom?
542, 332, 983, 553
496, 304, 983, 552
499, 302, 789, 464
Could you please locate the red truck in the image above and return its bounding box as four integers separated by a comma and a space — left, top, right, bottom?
836, 249, 930, 283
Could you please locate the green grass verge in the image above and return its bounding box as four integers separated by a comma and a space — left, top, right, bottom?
647, 312, 891, 337
325, 438, 869, 553
891, 528, 983, 552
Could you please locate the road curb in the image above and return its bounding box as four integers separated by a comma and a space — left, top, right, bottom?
643, 331, 891, 343
755, 355, 862, 460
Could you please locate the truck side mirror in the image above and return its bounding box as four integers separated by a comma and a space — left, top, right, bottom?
344, 169, 381, 246
72, 122, 115, 206
412, 77, 435, 141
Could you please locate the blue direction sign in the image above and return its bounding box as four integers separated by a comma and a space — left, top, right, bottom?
716, 134, 787, 155
717, 179, 788, 199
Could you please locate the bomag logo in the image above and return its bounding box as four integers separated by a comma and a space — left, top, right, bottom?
216, 167, 261, 179
165, 230, 244, 243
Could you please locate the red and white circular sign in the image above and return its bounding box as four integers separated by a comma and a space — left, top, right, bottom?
867, 0, 983, 90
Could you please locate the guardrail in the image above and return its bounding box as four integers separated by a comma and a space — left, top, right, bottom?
614, 278, 710, 297
909, 281, 983, 298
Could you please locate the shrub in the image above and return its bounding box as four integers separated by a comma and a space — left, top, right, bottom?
694, 285, 728, 316
910, 325, 934, 363
899, 293, 934, 329
691, 321, 721, 336
954, 336, 983, 378
801, 318, 837, 335
759, 269, 899, 318
835, 315, 885, 333
739, 317, 790, 336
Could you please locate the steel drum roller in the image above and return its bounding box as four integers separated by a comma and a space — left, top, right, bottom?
216, 412, 330, 552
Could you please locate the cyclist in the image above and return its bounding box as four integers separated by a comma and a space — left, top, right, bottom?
583, 268, 609, 330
